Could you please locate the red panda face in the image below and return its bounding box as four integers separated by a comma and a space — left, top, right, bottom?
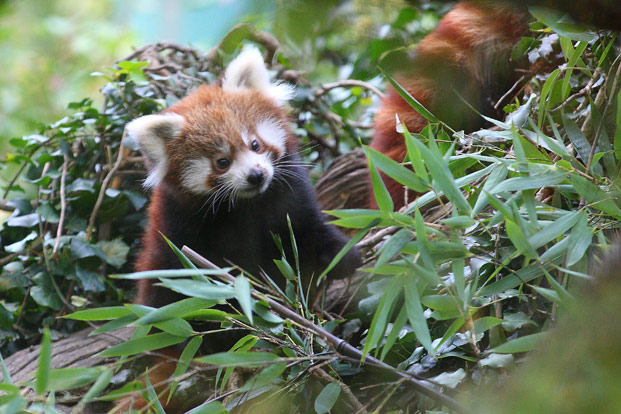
177, 113, 289, 199
125, 45, 295, 205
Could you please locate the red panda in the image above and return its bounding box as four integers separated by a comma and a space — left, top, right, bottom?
120, 46, 361, 410
369, 1, 530, 209
127, 46, 361, 308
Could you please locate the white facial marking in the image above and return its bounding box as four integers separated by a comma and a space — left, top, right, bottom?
224, 149, 274, 198
180, 158, 213, 195
222, 45, 294, 106
256, 119, 286, 154
125, 113, 185, 189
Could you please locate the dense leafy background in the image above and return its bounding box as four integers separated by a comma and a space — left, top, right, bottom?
0, 1, 620, 413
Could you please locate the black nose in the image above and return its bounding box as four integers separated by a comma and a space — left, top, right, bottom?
247, 169, 264, 186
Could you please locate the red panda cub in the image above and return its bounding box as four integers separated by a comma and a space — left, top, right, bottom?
127, 46, 361, 309
370, 1, 530, 209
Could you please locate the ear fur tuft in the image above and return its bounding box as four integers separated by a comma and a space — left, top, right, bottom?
222, 45, 294, 105
125, 113, 185, 188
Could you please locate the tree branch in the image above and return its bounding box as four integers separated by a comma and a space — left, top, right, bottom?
86, 142, 126, 241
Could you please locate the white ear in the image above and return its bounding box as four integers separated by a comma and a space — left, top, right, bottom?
125, 113, 185, 188
222, 45, 294, 105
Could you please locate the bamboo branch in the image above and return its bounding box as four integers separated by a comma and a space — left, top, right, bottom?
180, 245, 467, 414
586, 59, 621, 172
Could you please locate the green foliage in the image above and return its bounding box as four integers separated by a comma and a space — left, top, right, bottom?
0, 0, 134, 145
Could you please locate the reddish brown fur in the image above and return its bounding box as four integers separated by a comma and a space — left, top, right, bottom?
369, 1, 530, 209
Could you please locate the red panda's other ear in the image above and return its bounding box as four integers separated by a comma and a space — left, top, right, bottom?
222, 45, 293, 105
125, 113, 185, 188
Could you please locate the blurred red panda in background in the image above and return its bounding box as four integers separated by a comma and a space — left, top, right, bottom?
369, 0, 531, 209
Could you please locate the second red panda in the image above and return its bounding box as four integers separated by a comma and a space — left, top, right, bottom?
370, 1, 530, 209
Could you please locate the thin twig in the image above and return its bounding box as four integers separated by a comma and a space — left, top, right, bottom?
551, 67, 603, 112
325, 111, 373, 129
586, 58, 621, 172
180, 246, 467, 414
316, 80, 385, 99
494, 75, 526, 110
356, 226, 400, 250
0, 199, 15, 212
53, 155, 69, 256
2, 145, 41, 199
0, 252, 18, 267
86, 142, 126, 241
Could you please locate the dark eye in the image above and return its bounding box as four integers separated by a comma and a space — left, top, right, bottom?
251, 140, 260, 152
216, 158, 230, 170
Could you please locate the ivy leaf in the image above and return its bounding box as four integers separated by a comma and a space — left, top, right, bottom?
96, 239, 130, 268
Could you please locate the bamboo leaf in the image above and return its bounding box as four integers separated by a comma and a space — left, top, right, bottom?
404, 129, 429, 182
538, 69, 560, 128
0, 353, 12, 385
98, 332, 187, 357
368, 156, 394, 212
160, 232, 198, 270
197, 352, 278, 367
365, 146, 428, 192
110, 268, 233, 280
473, 164, 508, 214
544, 270, 574, 307
505, 219, 538, 259
571, 175, 621, 217
378, 66, 439, 123
77, 368, 114, 406
47, 367, 103, 391
186, 401, 228, 414
566, 211, 593, 266
530, 8, 595, 42
491, 171, 566, 194
158, 278, 236, 300
404, 277, 434, 355
380, 306, 408, 361
133, 298, 215, 326
63, 306, 132, 321
479, 263, 556, 296
614, 90, 621, 161
405, 163, 496, 214
35, 327, 52, 395
240, 362, 287, 392
169, 336, 203, 400
234, 276, 254, 325
145, 372, 166, 414
374, 229, 412, 272
409, 136, 472, 214
530, 210, 581, 249
362, 275, 403, 359
563, 112, 603, 175
318, 222, 377, 283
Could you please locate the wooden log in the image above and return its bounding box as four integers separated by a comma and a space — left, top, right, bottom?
2, 327, 132, 384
